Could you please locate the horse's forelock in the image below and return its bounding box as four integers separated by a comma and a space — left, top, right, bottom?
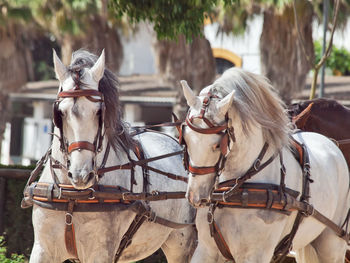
211, 68, 291, 150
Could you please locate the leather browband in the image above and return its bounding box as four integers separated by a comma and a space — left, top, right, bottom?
185, 115, 227, 135
58, 89, 103, 102
68, 141, 96, 153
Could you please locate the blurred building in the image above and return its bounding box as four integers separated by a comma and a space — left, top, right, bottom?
2, 18, 350, 165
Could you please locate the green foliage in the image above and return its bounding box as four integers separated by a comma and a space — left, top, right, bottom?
0, 237, 26, 263
314, 40, 350, 75
108, 0, 235, 41
34, 61, 55, 81
3, 178, 33, 257
0, 1, 33, 26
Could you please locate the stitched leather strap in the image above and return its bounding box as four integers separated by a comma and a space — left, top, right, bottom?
58, 89, 103, 102
68, 141, 96, 153
188, 165, 217, 175
65, 200, 78, 259
185, 116, 227, 134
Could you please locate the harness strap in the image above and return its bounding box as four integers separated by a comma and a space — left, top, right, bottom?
97, 150, 184, 176
208, 204, 235, 261
24, 182, 187, 203
21, 148, 51, 208
218, 143, 276, 201
65, 200, 78, 259
58, 89, 103, 102
185, 116, 227, 134
68, 141, 96, 153
114, 211, 148, 262
273, 140, 310, 262
114, 201, 194, 262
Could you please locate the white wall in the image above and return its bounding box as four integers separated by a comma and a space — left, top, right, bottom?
0, 123, 11, 165
119, 23, 157, 76
313, 19, 350, 50
204, 15, 263, 74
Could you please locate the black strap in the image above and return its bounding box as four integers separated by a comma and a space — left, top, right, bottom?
273, 142, 310, 262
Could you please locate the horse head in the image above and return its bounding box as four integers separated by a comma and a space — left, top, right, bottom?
181, 68, 290, 207
52, 50, 106, 189
180, 80, 235, 207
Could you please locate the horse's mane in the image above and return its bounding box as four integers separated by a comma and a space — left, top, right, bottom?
208, 68, 291, 150
69, 49, 136, 152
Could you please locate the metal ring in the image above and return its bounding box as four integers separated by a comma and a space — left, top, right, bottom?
88, 188, 96, 200
151, 190, 159, 196
207, 211, 214, 224
65, 213, 73, 225
122, 192, 130, 200
254, 159, 261, 171
58, 187, 62, 199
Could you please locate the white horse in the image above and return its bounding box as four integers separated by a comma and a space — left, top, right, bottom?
180, 68, 350, 263
27, 49, 196, 263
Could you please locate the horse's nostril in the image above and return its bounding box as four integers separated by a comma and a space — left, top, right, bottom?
68, 172, 73, 179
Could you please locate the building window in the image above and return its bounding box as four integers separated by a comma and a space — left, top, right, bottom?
215, 58, 235, 75
212, 48, 242, 74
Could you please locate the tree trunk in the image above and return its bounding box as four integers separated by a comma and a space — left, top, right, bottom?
0, 25, 33, 144
60, 16, 123, 72
154, 35, 216, 119
260, 2, 314, 104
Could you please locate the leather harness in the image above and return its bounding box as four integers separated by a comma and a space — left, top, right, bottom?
180, 92, 350, 262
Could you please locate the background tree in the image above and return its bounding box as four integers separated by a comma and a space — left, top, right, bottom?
0, 1, 37, 151
214, 0, 350, 103
28, 0, 123, 70
109, 0, 227, 118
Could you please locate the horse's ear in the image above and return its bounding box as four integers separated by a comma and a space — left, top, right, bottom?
90, 49, 105, 82
53, 49, 67, 83
180, 80, 200, 109
217, 90, 235, 116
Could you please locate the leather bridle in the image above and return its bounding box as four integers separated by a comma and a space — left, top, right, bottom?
179, 92, 234, 176
53, 71, 106, 173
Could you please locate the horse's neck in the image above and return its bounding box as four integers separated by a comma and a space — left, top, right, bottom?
220, 125, 278, 182
98, 138, 143, 191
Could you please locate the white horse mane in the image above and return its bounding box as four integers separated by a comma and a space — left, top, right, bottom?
206, 68, 291, 150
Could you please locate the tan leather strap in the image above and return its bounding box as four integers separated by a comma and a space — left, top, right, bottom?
58, 89, 103, 102
188, 165, 217, 175
65, 200, 78, 259
24, 182, 186, 203
68, 141, 96, 153
185, 115, 227, 134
